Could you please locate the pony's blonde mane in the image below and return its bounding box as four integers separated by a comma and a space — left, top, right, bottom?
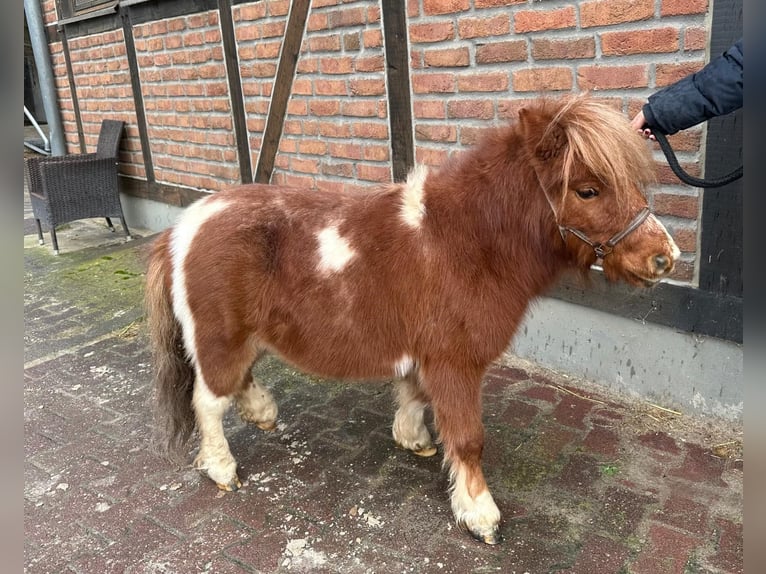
549, 95, 655, 212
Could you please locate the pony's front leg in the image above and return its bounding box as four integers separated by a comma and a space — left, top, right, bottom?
192, 378, 240, 491
423, 363, 501, 545
392, 373, 436, 457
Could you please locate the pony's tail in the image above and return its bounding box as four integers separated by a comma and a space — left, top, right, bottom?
145, 232, 196, 464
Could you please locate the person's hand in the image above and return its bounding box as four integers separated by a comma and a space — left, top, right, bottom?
630, 110, 655, 140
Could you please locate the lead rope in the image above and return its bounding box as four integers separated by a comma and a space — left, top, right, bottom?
652, 131, 742, 188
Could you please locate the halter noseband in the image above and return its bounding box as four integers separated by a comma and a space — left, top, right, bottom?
558, 207, 652, 259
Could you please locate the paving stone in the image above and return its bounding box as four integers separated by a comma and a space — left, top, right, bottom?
596, 486, 658, 538
558, 534, 631, 574
552, 394, 594, 430
655, 493, 710, 537
630, 523, 699, 574
639, 430, 681, 454
582, 425, 621, 458
520, 384, 560, 404
708, 518, 743, 573
670, 443, 728, 486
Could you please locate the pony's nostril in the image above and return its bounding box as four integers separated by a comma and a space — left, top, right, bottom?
653, 254, 670, 273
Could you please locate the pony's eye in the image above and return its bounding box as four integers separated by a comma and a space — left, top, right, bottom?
576, 187, 599, 199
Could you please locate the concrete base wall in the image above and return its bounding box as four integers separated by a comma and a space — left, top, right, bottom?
121, 193, 186, 233
126, 195, 744, 422
508, 297, 743, 421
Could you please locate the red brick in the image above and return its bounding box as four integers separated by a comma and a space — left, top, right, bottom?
709, 518, 743, 573
314, 79, 347, 96
556, 454, 600, 491
412, 73, 455, 94
552, 395, 593, 429
458, 14, 511, 38
583, 426, 620, 457
354, 55, 385, 73
532, 37, 595, 60
423, 0, 469, 15
521, 384, 559, 404
581, 0, 653, 28
655, 61, 705, 87
356, 163, 392, 182
631, 523, 698, 574
413, 100, 446, 119
351, 122, 388, 140
415, 146, 449, 166
498, 399, 539, 428
514, 6, 576, 33
653, 193, 699, 219
684, 27, 707, 51
319, 57, 353, 75
560, 535, 630, 574
666, 224, 697, 252
661, 0, 709, 16
457, 71, 509, 92
409, 22, 455, 44
577, 64, 648, 90
476, 0, 525, 6
349, 78, 385, 96
656, 494, 709, 536
415, 124, 457, 143
363, 29, 383, 48
602, 28, 680, 56
327, 7, 367, 28
513, 67, 572, 92
447, 100, 494, 119
424, 47, 470, 68
486, 364, 529, 381
475, 40, 527, 64
670, 443, 727, 486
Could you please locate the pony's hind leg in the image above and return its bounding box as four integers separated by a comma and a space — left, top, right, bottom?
191, 341, 263, 492
192, 374, 240, 491
236, 367, 278, 431
392, 373, 436, 457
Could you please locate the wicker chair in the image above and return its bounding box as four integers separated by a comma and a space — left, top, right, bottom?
24, 119, 132, 255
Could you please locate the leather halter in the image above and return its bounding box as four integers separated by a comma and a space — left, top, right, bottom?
558, 207, 652, 259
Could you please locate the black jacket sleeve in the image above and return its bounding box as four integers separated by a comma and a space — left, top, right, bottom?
642, 38, 743, 135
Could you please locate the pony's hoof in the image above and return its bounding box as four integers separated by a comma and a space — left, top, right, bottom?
413, 445, 437, 457
256, 420, 277, 432
216, 476, 242, 492
470, 527, 502, 545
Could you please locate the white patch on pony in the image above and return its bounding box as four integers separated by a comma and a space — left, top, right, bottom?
393, 354, 414, 378
316, 225, 356, 274
169, 196, 230, 367
192, 377, 237, 487
449, 462, 501, 540
400, 165, 429, 228
647, 214, 681, 261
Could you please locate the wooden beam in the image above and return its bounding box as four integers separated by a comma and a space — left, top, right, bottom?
253, 0, 311, 184
381, 0, 414, 182
120, 7, 155, 183
217, 0, 252, 183
60, 26, 86, 153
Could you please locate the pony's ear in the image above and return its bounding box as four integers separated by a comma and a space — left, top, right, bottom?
518, 107, 567, 162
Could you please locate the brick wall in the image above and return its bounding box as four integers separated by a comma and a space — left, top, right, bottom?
133, 11, 240, 191
233, 0, 289, 171
42, 0, 715, 282
66, 29, 143, 177
272, 0, 390, 193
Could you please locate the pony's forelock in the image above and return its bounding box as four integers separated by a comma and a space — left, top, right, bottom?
550, 95, 656, 211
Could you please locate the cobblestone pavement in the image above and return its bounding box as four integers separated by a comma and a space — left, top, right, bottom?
24, 175, 743, 573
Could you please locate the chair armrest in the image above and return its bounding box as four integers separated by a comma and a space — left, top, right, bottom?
38, 155, 121, 216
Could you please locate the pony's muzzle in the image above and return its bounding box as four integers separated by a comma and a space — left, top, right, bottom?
652, 254, 673, 275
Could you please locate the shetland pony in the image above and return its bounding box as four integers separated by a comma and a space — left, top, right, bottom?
145, 95, 679, 544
